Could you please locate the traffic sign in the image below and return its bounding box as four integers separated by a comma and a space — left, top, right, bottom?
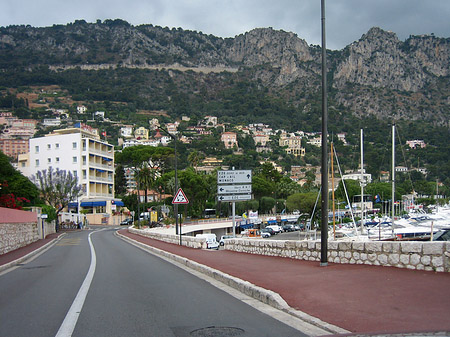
218, 194, 252, 201
172, 188, 189, 204
218, 184, 252, 194
217, 170, 252, 184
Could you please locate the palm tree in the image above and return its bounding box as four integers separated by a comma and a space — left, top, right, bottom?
134, 162, 155, 204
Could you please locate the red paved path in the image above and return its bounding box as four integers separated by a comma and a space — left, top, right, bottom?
1, 229, 449, 335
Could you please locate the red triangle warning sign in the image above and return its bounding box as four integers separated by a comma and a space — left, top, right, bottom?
172, 188, 189, 204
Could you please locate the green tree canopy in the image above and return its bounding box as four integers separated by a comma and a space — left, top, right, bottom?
115, 145, 174, 172
286, 191, 320, 216
0, 151, 39, 208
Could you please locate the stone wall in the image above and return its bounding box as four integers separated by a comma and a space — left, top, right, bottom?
0, 222, 39, 255
128, 227, 207, 249
224, 239, 450, 273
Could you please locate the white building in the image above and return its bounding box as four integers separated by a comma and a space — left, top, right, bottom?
19, 123, 122, 217
342, 169, 372, 185
120, 125, 134, 138
77, 105, 87, 114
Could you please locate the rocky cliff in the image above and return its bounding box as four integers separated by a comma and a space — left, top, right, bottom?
0, 21, 449, 125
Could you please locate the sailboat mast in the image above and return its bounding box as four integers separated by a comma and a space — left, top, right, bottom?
331, 141, 336, 240
392, 124, 396, 237
360, 128, 364, 232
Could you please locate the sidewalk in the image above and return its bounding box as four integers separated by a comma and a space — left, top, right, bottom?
1, 228, 449, 336
0, 232, 63, 273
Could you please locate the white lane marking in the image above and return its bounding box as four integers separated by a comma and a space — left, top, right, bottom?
55, 230, 103, 337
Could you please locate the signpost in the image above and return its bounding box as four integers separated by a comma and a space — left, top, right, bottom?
218, 194, 252, 202
218, 184, 252, 195
172, 188, 189, 245
217, 170, 252, 184
217, 170, 252, 237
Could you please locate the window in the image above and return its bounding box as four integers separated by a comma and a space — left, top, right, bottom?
35, 159, 40, 167
72, 142, 77, 149
56, 157, 60, 163
35, 146, 39, 153
83, 170, 87, 179
73, 156, 77, 163
47, 144, 51, 150
73, 171, 77, 177
47, 158, 51, 163
55, 143, 60, 149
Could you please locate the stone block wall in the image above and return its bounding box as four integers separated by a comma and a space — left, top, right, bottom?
0, 222, 39, 255
224, 239, 450, 272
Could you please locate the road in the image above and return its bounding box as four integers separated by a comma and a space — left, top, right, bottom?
0, 227, 306, 337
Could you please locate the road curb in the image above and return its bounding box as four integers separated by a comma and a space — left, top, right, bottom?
0, 233, 66, 273
115, 230, 349, 335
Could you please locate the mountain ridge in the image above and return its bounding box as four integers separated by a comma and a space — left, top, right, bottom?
0, 20, 449, 127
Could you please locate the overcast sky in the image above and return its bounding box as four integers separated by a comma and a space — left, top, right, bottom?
2, 0, 449, 50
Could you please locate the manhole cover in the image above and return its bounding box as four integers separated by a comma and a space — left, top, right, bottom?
190, 326, 244, 337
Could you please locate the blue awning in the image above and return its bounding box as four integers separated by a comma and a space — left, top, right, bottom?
68, 202, 78, 208
81, 201, 106, 207
239, 222, 254, 230
113, 200, 124, 206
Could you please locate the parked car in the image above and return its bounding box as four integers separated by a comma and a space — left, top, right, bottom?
282, 224, 295, 232
260, 230, 271, 238
120, 218, 133, 226
266, 224, 282, 234
219, 235, 234, 246
262, 227, 275, 236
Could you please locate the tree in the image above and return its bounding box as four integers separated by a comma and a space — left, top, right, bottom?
134, 162, 156, 204
114, 164, 127, 196
187, 150, 205, 171
334, 179, 360, 204
0, 151, 39, 208
32, 167, 82, 231
286, 192, 320, 216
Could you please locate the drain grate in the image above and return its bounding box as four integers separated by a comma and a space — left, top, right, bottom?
190, 326, 244, 337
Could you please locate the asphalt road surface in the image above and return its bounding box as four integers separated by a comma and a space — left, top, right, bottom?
0, 227, 306, 337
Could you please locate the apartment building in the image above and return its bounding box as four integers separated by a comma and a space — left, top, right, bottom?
0, 138, 29, 159
19, 123, 122, 216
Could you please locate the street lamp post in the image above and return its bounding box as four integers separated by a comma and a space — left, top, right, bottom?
320, 0, 329, 266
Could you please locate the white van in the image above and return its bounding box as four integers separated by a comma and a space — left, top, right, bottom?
196, 234, 219, 250
266, 224, 282, 234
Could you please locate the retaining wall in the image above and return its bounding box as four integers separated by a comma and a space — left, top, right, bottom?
0, 207, 56, 255
0, 222, 39, 255
224, 238, 450, 272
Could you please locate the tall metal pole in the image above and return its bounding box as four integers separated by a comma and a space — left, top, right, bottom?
159, 127, 180, 243
360, 128, 365, 233
391, 124, 395, 237
174, 133, 180, 244
320, 0, 328, 266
